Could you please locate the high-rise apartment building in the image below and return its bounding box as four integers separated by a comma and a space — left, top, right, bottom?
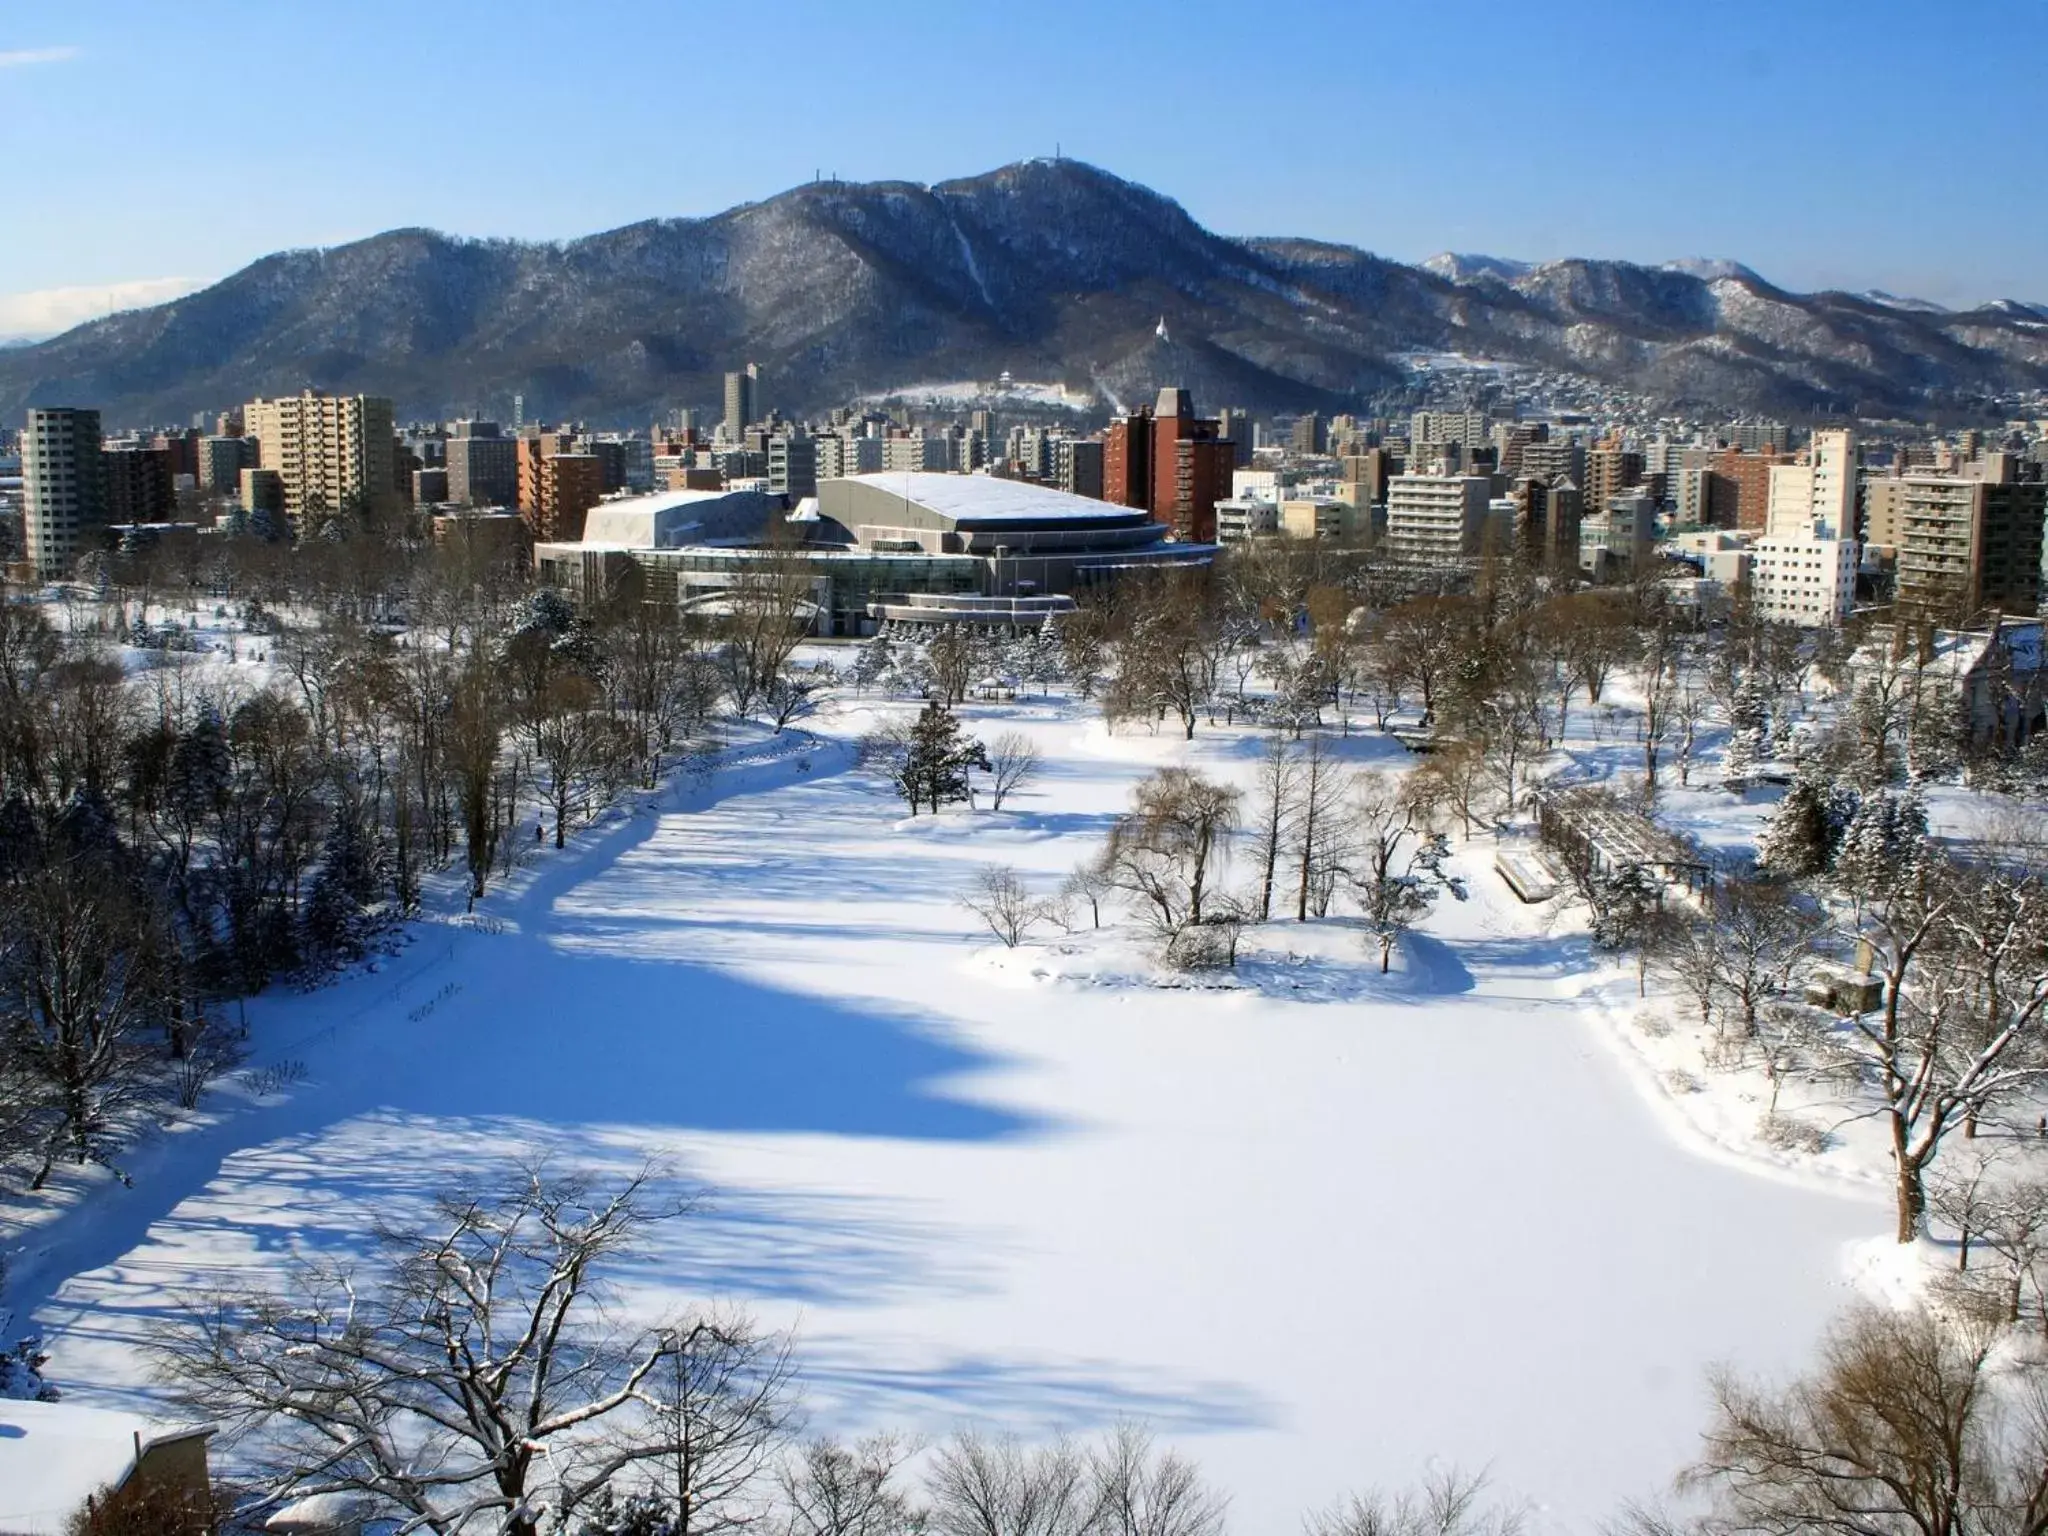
723, 365, 760, 442
1104, 407, 1154, 509
1519, 439, 1585, 489
21, 407, 106, 578
1290, 413, 1326, 456
1056, 438, 1105, 500
1151, 388, 1234, 542
243, 391, 397, 531
1709, 447, 1789, 531
1894, 470, 2046, 621
768, 432, 818, 500
1385, 473, 1490, 562
102, 444, 177, 524
529, 453, 602, 542
197, 435, 255, 495
1765, 429, 1856, 539
1584, 442, 1645, 519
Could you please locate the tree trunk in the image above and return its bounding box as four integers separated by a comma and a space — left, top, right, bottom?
1894, 1146, 1925, 1244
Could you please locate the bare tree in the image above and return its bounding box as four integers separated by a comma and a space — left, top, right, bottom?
925, 1432, 1088, 1536
986, 732, 1043, 813
1848, 853, 2048, 1241
1305, 1466, 1525, 1536
154, 1165, 796, 1536
1977, 1172, 2048, 1329
1081, 1424, 1227, 1536
1246, 731, 1299, 922
960, 865, 1054, 948
1100, 769, 1242, 937
777, 1435, 924, 1536
1928, 1148, 2006, 1275
1686, 1304, 2048, 1535
1293, 737, 1343, 922
1061, 862, 1111, 931
0, 840, 170, 1188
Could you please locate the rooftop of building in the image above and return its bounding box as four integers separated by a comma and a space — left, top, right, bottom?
0, 1399, 214, 1536
832, 472, 1141, 526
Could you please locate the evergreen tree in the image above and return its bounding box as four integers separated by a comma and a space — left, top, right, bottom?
1723, 674, 1771, 787
1834, 785, 1929, 900
851, 632, 895, 694
1757, 768, 1850, 877
893, 703, 990, 815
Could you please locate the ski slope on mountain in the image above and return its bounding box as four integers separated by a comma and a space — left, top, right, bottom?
11, 699, 1887, 1532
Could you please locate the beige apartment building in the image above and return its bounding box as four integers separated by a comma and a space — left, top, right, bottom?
243, 390, 397, 531
1385, 473, 1490, 562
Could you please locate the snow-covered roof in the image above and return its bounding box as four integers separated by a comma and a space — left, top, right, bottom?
0, 1400, 214, 1535
835, 472, 1137, 524
579, 488, 776, 549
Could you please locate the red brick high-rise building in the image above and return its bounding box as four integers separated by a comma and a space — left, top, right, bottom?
1102, 389, 1235, 542
1709, 447, 1789, 531
1103, 406, 1154, 509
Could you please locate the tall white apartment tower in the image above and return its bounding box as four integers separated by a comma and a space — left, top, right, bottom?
1766, 428, 1856, 539
21, 406, 106, 579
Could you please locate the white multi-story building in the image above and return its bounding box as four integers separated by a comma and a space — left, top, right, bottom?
1749, 534, 1857, 625
1385, 473, 1489, 561
1213, 497, 1279, 543
22, 406, 105, 579
1765, 428, 1855, 539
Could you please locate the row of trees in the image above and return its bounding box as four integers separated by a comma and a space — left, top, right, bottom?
121, 1160, 2048, 1536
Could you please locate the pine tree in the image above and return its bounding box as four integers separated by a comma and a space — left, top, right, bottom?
1758, 771, 1839, 877
851, 632, 895, 693
1723, 675, 1771, 787
1834, 785, 1929, 900
893, 703, 990, 815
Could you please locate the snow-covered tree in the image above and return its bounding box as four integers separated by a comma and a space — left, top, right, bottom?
1346, 770, 1465, 973
892, 703, 989, 815
156, 1167, 798, 1536
1833, 785, 1928, 903
1722, 674, 1771, 788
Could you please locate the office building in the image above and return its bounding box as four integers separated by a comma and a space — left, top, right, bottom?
447, 426, 518, 507
723, 365, 760, 441
243, 391, 397, 531
21, 406, 106, 578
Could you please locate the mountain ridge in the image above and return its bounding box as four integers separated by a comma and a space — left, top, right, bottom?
2, 158, 2043, 426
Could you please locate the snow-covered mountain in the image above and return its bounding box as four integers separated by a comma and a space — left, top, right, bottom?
1, 159, 2042, 424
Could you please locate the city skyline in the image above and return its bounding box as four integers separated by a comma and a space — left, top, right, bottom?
1, 0, 2043, 342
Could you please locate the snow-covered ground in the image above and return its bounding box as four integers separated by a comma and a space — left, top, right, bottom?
8, 697, 1892, 1532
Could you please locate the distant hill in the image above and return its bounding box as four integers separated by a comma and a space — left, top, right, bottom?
2, 159, 2044, 426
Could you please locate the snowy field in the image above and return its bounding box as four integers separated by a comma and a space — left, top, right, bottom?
9, 698, 1890, 1532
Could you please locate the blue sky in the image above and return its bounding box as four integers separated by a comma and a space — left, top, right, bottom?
1, 0, 2040, 335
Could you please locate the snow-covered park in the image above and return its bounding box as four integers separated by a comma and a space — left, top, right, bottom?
4, 685, 1896, 1532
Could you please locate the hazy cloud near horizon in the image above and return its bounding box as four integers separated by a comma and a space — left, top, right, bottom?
0, 277, 203, 342
0, 45, 82, 68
